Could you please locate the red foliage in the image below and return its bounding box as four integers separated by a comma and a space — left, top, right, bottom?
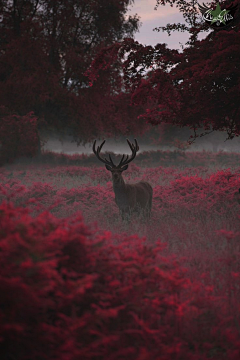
0, 200, 240, 359
0, 0, 144, 155
0, 111, 39, 164
86, 0, 240, 141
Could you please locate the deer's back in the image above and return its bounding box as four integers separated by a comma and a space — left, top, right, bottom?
125, 181, 152, 206
138, 181, 153, 196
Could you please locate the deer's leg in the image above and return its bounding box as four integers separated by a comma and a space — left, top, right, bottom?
121, 208, 131, 223
147, 207, 151, 221
147, 202, 151, 220
147, 196, 152, 220
143, 199, 152, 223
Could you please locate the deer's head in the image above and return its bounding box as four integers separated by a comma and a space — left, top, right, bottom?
93, 139, 139, 183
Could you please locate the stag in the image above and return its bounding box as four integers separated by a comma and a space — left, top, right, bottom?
93, 139, 153, 222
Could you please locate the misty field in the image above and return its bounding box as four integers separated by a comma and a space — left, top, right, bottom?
0, 149, 240, 359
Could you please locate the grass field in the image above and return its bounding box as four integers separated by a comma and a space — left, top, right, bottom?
1, 149, 240, 359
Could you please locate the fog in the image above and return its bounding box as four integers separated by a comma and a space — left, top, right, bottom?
40, 129, 240, 155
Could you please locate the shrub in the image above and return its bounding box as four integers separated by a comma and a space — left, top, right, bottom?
0, 202, 239, 359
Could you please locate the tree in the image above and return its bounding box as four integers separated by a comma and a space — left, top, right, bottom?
0, 0, 144, 162
0, 110, 39, 165
87, 0, 240, 144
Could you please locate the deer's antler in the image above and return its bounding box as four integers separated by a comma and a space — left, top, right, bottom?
117, 139, 139, 168
93, 139, 139, 169
93, 140, 116, 168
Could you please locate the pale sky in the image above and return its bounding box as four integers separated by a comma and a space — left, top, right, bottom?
127, 0, 209, 49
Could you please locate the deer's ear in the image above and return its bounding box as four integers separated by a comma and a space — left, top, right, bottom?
105, 164, 112, 171
121, 164, 128, 171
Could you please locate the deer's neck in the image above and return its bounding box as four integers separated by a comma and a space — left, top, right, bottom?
113, 175, 126, 193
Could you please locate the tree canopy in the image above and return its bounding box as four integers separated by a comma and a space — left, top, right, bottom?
0, 0, 145, 163
87, 0, 240, 143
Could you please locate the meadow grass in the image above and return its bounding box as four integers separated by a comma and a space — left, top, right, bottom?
1, 150, 240, 305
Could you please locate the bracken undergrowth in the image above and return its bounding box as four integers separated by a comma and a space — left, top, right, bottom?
0, 150, 240, 359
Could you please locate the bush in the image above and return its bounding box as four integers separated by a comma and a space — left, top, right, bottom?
0, 202, 239, 360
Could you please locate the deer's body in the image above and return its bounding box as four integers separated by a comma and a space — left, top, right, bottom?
93, 138, 153, 222
113, 179, 152, 220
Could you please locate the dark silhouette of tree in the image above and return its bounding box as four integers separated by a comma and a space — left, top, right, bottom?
0, 0, 144, 162
87, 0, 240, 144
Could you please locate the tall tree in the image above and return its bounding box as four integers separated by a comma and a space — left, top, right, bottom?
87, 0, 240, 143
0, 0, 143, 162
